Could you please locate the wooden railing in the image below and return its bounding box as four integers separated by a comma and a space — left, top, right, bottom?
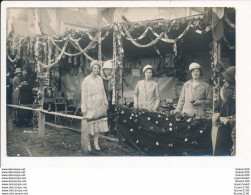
7, 104, 110, 154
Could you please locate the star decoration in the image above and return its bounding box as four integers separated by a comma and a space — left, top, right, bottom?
156, 142, 159, 146
130, 128, 133, 132
184, 138, 188, 142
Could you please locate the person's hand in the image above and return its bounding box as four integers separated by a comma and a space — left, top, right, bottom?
212, 113, 220, 127
219, 117, 229, 125
192, 100, 202, 106
171, 110, 179, 115
152, 107, 157, 112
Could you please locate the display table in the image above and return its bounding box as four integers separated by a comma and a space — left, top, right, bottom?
117, 106, 212, 156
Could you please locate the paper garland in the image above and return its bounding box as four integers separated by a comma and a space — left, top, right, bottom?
7, 55, 17, 63
224, 15, 236, 29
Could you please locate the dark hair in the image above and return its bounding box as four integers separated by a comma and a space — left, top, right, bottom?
91, 64, 101, 70
144, 68, 154, 76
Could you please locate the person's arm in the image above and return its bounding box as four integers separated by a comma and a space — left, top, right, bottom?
175, 84, 185, 113
153, 83, 160, 110
202, 83, 212, 105
100, 77, 108, 107
192, 83, 212, 106
12, 78, 20, 90
219, 115, 236, 126
133, 82, 139, 108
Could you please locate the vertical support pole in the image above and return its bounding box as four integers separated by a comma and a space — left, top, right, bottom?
212, 40, 219, 113
119, 68, 123, 104
211, 40, 221, 155
97, 9, 102, 62
38, 110, 45, 138
112, 25, 117, 105
7, 107, 13, 131
38, 88, 45, 137
81, 119, 88, 154
48, 37, 52, 65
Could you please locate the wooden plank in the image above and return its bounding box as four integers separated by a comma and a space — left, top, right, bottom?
42, 109, 83, 120
38, 111, 45, 138
81, 119, 89, 154
7, 107, 13, 131
7, 104, 38, 111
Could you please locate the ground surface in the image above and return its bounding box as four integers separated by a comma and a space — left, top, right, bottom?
7, 126, 142, 157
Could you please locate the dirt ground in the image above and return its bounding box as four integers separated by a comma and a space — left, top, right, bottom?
6, 126, 142, 157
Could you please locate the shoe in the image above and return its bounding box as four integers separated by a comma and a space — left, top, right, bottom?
94, 144, 100, 151
88, 145, 92, 151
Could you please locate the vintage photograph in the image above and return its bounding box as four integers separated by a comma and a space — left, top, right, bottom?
5, 7, 236, 156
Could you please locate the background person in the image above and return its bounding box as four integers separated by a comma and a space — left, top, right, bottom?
81, 60, 109, 151
134, 64, 160, 111
174, 62, 212, 116
18, 65, 34, 127
101, 60, 116, 136
212, 66, 236, 156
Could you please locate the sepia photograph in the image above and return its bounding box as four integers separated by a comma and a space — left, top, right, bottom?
4, 7, 236, 157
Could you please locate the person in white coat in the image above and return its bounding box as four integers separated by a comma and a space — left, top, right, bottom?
175, 62, 212, 116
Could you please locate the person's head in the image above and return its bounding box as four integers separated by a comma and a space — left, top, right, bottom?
14, 68, 22, 77
222, 66, 235, 86
22, 65, 30, 77
143, 65, 153, 80
90, 60, 101, 75
189, 62, 203, 79
102, 61, 113, 76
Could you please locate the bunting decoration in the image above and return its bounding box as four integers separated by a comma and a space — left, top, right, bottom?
224, 15, 235, 29
7, 55, 17, 63
211, 8, 225, 41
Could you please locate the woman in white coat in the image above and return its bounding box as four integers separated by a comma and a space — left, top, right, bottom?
175, 62, 212, 116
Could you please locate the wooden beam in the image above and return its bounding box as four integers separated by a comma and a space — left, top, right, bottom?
38, 111, 45, 138
7, 104, 39, 111
42, 110, 83, 120
7, 108, 13, 131
81, 119, 89, 154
